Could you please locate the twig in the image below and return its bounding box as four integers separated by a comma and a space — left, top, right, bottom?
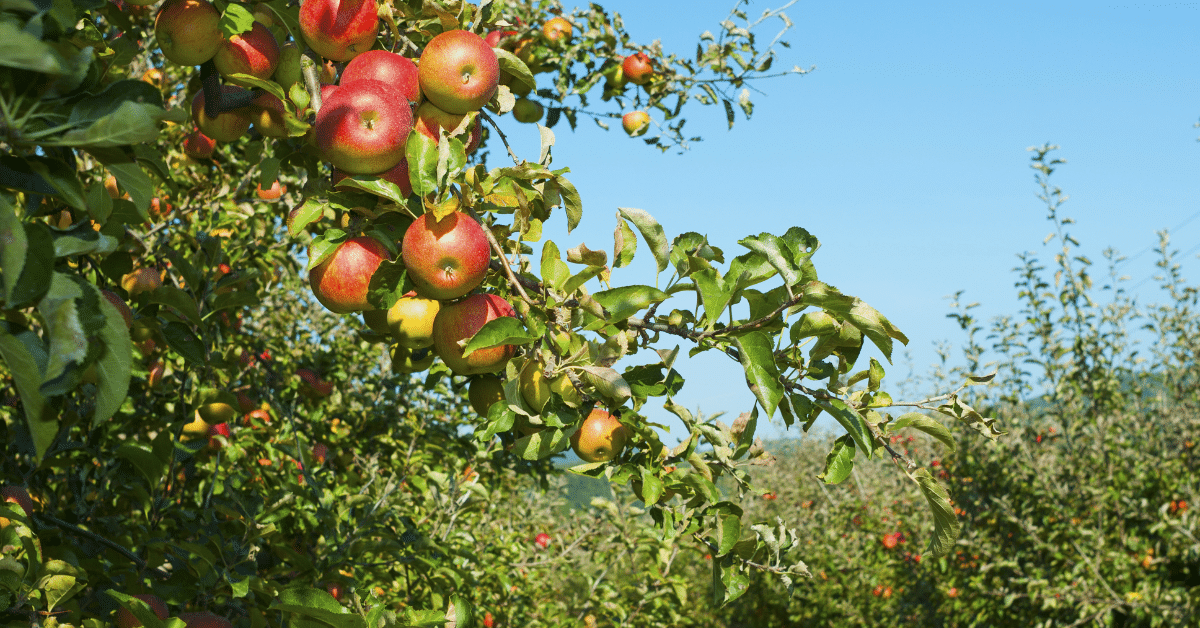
36, 513, 171, 580
479, 111, 522, 165
464, 207, 535, 306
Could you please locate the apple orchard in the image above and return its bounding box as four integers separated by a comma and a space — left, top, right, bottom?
0, 0, 1000, 626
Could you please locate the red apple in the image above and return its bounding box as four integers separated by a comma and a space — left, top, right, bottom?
332, 158, 413, 198
418, 30, 500, 114
297, 368, 334, 398
402, 211, 490, 300
314, 80, 412, 174
622, 111, 650, 137
341, 50, 420, 103
114, 593, 168, 628
312, 443, 328, 464
534, 532, 551, 548
101, 289, 134, 328
431, 293, 516, 375
623, 53, 654, 85
177, 612, 232, 628
244, 408, 271, 427
0, 486, 33, 528
320, 83, 339, 103
308, 235, 391, 312
191, 86, 252, 143
542, 17, 572, 43
155, 0, 222, 66
256, 180, 285, 200
484, 30, 517, 48
183, 128, 216, 159
299, 0, 378, 62
412, 101, 478, 146
207, 422, 231, 449
213, 22, 279, 85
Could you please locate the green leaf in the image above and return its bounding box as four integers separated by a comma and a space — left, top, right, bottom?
145, 286, 202, 327
46, 101, 167, 148
0, 322, 57, 462
790, 311, 838, 342
37, 273, 90, 397
555, 175, 582, 232
116, 444, 163, 487
566, 243, 607, 267
511, 427, 572, 461
591, 285, 670, 322
0, 21, 72, 74
638, 468, 664, 505
106, 590, 174, 628
618, 207, 669, 274
219, 2, 257, 37
52, 225, 119, 258
90, 283, 132, 423
891, 413, 955, 452
733, 332, 783, 417
88, 148, 153, 219
2, 220, 54, 308
819, 435, 855, 484
493, 49, 536, 95
915, 468, 960, 557
540, 241, 569, 291
577, 366, 631, 405
333, 173, 409, 205
693, 268, 736, 330
67, 80, 165, 128
717, 514, 741, 556
801, 282, 908, 361
25, 156, 88, 212
406, 131, 439, 197
161, 321, 206, 365
562, 266, 603, 295
447, 594, 474, 628
460, 317, 535, 359
288, 198, 325, 237
721, 568, 750, 605
270, 588, 366, 628
738, 233, 799, 287
816, 398, 872, 459
613, 217, 637, 268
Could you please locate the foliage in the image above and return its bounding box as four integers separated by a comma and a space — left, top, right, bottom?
0, 0, 991, 626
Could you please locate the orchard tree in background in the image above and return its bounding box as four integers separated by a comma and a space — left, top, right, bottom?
0, 0, 999, 625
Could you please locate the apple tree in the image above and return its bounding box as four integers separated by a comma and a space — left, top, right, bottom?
0, 0, 999, 625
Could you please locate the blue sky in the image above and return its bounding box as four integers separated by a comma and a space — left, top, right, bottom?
498, 1, 1200, 442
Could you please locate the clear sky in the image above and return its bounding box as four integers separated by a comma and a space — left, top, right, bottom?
498, 0, 1200, 442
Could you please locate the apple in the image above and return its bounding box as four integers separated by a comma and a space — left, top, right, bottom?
622, 52, 654, 85
390, 345, 435, 373
401, 211, 490, 300
519, 359, 550, 411
207, 422, 231, 449
324, 582, 344, 602
236, 392, 256, 412
297, 368, 334, 398
308, 235, 391, 312
418, 31, 500, 114
570, 408, 629, 462
178, 612, 233, 628
387, 292, 440, 349
318, 60, 338, 84
0, 486, 33, 528
154, 0, 222, 66
512, 98, 543, 123
299, 0, 378, 62
115, 593, 168, 628
483, 612, 494, 628
542, 17, 572, 43
104, 174, 122, 199
183, 128, 216, 159
431, 293, 517, 375
341, 50, 420, 103
244, 408, 271, 427
213, 22, 279, 86
121, 267, 161, 296
191, 86, 253, 143
484, 29, 517, 48
181, 413, 211, 440
534, 532, 551, 548
413, 101, 476, 144
468, 374, 505, 417
147, 361, 165, 388
622, 111, 650, 137
256, 180, 285, 200
333, 158, 413, 198
312, 443, 329, 464
250, 91, 289, 138
149, 198, 173, 220
314, 80, 412, 174
101, 289, 134, 328
362, 309, 389, 334
499, 70, 533, 97
274, 41, 303, 86
198, 401, 236, 424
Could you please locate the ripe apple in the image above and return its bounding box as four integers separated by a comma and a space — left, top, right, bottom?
308, 235, 391, 313
468, 375, 505, 417
622, 111, 650, 137
418, 30, 500, 114
191, 86, 253, 143
101, 289, 134, 328
484, 29, 517, 48
413, 101, 476, 144
341, 50, 420, 103
149, 198, 173, 220
542, 17, 572, 43
183, 128, 216, 159
401, 211, 490, 300
178, 612, 233, 628
104, 174, 122, 199
387, 292, 440, 349
207, 422, 231, 449
155, 0, 222, 66
570, 409, 629, 462
0, 486, 33, 528
512, 98, 543, 123
297, 368, 334, 398
250, 91, 289, 138
312, 442, 329, 464
519, 360, 550, 411
213, 22, 279, 85
256, 180, 285, 200
299, 0, 378, 62
274, 41, 303, 86
114, 593, 168, 628
390, 345, 435, 373
147, 361, 165, 388
324, 582, 344, 601
332, 158, 413, 198
622, 52, 654, 85
121, 267, 161, 296
314, 80, 412, 174
431, 293, 517, 375
534, 532, 552, 548
243, 408, 271, 427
